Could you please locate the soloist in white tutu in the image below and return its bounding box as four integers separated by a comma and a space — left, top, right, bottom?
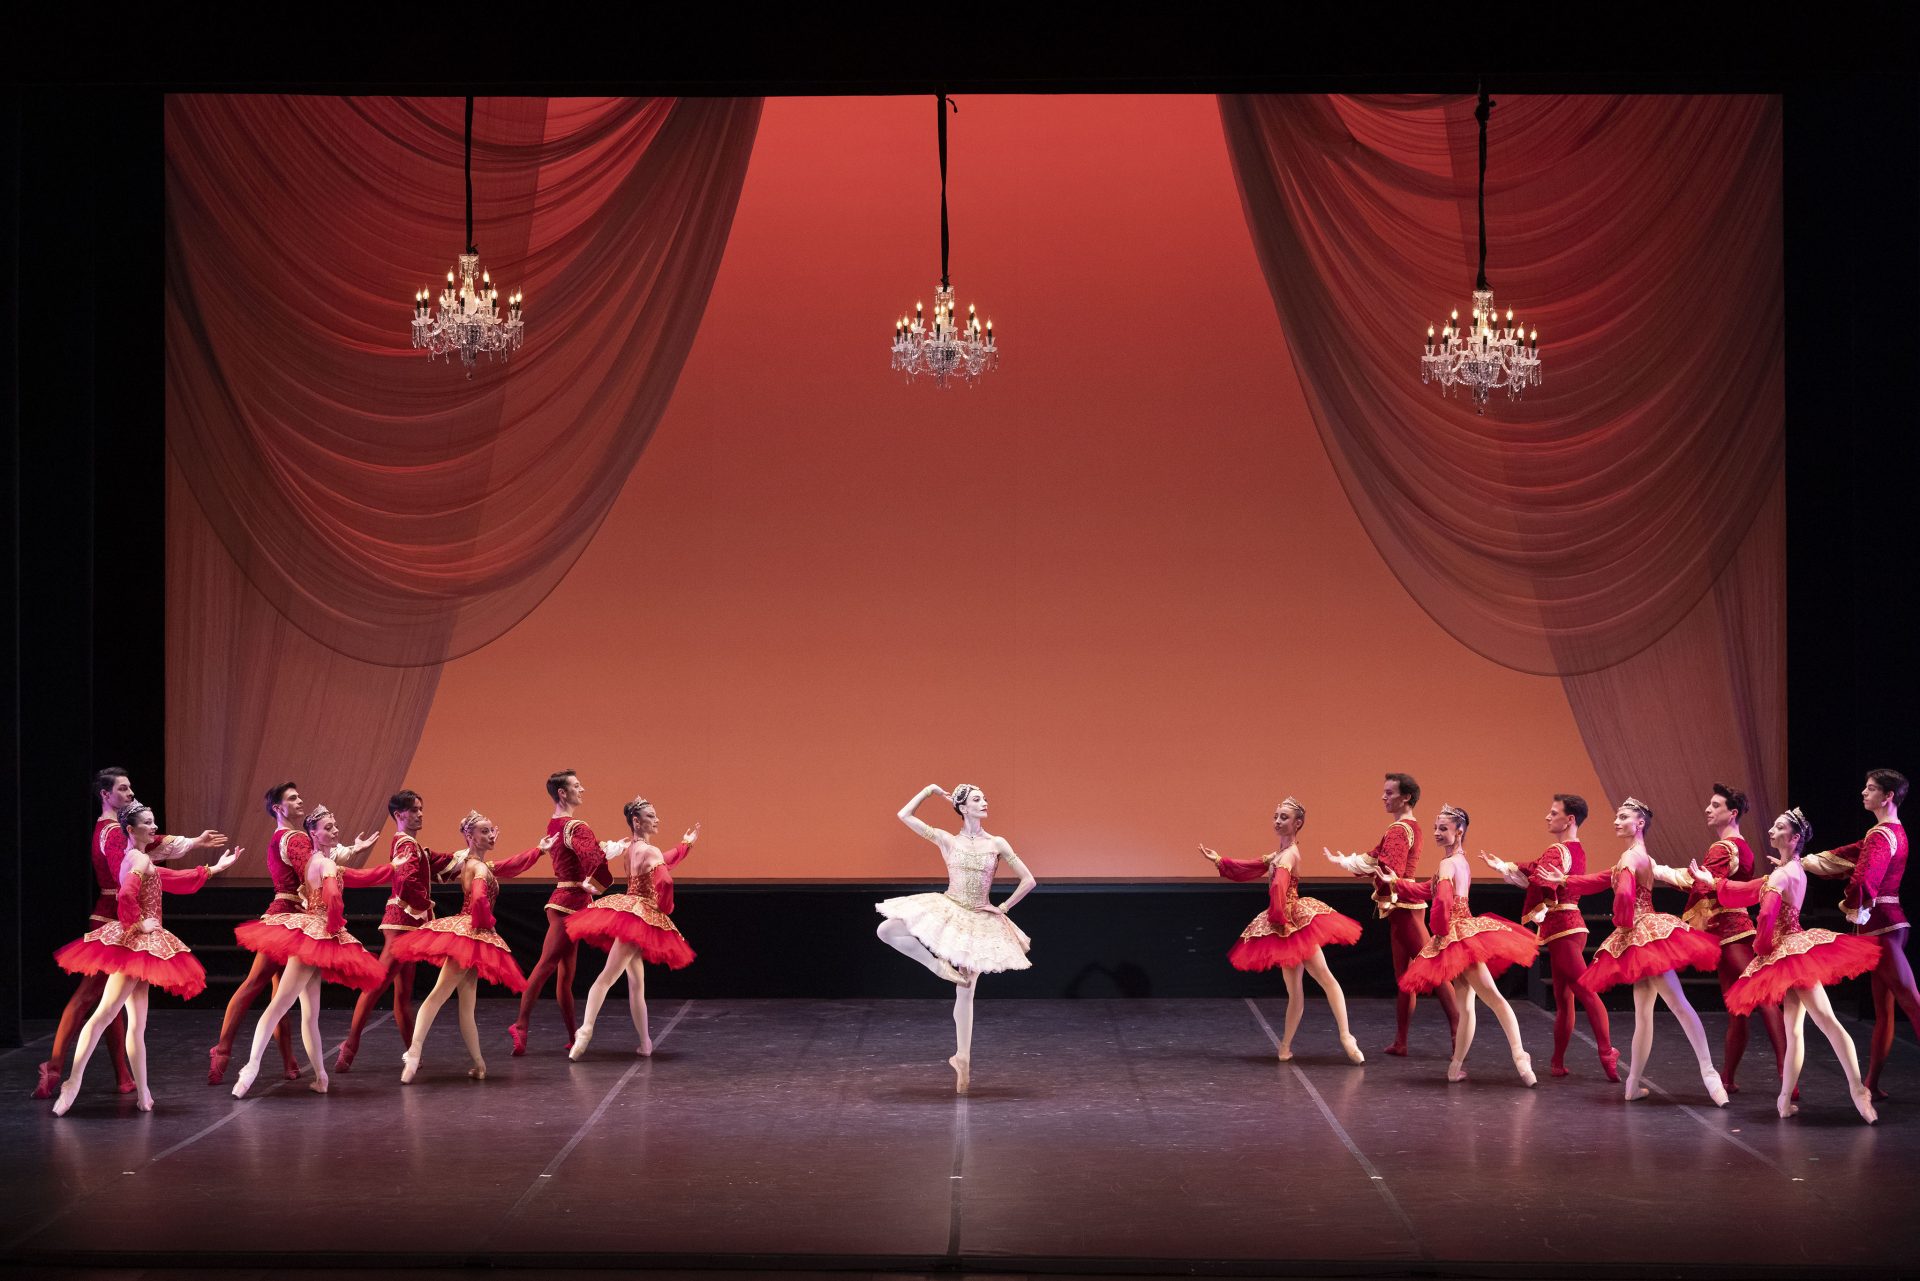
876, 832, 1032, 973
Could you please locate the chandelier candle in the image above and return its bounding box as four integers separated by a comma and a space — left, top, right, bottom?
889, 94, 999, 388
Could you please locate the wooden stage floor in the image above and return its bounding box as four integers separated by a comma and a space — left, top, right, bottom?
3, 997, 1916, 1277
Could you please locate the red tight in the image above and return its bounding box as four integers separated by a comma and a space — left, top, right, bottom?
1543, 933, 1613, 1068
212, 950, 298, 1070
342, 932, 419, 1055
1716, 939, 1786, 1088
49, 971, 130, 1084
1386, 910, 1460, 1051
1867, 929, 1920, 1095
514, 908, 580, 1041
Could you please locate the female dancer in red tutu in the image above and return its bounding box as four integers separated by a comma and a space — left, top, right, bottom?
230, 806, 388, 1098
568, 797, 698, 1060
1202, 797, 1363, 1063
52, 804, 240, 1114
1367, 805, 1538, 1085
880, 784, 1037, 1095
1693, 807, 1880, 1122
396, 810, 529, 1083
1542, 798, 1727, 1105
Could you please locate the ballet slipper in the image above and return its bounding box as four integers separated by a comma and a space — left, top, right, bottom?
1599, 1047, 1621, 1083
507, 1024, 528, 1057
468, 1064, 487, 1081
1382, 1042, 1409, 1057
206, 1047, 231, 1087
283, 1062, 302, 1082
116, 1068, 137, 1095
1275, 1044, 1294, 1062
51, 1082, 80, 1117
1446, 1061, 1467, 1083
1851, 1084, 1879, 1125
949, 1054, 970, 1095
400, 1050, 421, 1084
32, 1061, 60, 1100
136, 1089, 154, 1112
1514, 1052, 1537, 1088
333, 1040, 357, 1074
1776, 1092, 1799, 1119
1340, 1035, 1364, 1065
231, 1062, 260, 1100
636, 1037, 653, 1057
1550, 1061, 1569, 1078
569, 1026, 594, 1061
308, 1072, 329, 1095
1702, 1069, 1730, 1108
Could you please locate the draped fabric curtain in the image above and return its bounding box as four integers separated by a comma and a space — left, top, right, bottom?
1219, 94, 1786, 863
165, 96, 761, 873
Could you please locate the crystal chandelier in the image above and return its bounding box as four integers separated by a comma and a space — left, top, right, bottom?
890, 94, 997, 388
411, 97, 524, 377
1420, 87, 1541, 412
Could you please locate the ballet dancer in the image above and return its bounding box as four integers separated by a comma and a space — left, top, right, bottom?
1327, 773, 1460, 1055
52, 804, 240, 1114
880, 784, 1037, 1094
229, 806, 387, 1098
37, 766, 224, 1099
1646, 784, 1787, 1093
1803, 768, 1915, 1098
1374, 805, 1538, 1085
1694, 807, 1880, 1122
1201, 796, 1364, 1063
506, 769, 614, 1055
395, 810, 529, 1083
1480, 794, 1619, 1080
568, 797, 698, 1060
1540, 798, 1728, 1105
333, 789, 460, 1071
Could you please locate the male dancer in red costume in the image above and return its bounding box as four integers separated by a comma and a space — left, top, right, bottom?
334, 789, 459, 1071
1482, 794, 1619, 1080
207, 782, 375, 1083
1804, 768, 1915, 1098
1327, 773, 1459, 1055
1650, 783, 1787, 1093
501, 769, 613, 1055
36, 767, 225, 1098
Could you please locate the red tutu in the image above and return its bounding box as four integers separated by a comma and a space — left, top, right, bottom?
233, 918, 386, 991
1228, 910, 1362, 971
54, 937, 208, 1000
1725, 931, 1883, 1014
389, 924, 528, 993
1578, 922, 1720, 994
566, 901, 696, 969
1399, 914, 1539, 992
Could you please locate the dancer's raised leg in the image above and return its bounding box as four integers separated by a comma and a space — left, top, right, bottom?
44, 972, 132, 1095
1652, 968, 1728, 1105
1302, 949, 1363, 1063
52, 973, 134, 1116
877, 918, 964, 983
233, 958, 315, 1098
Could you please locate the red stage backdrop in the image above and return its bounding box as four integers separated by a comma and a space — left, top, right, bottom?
165, 94, 1783, 882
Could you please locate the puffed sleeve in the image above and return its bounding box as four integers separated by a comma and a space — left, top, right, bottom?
155, 865, 210, 894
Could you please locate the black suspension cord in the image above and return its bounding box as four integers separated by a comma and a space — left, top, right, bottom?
464, 95, 477, 255
1474, 83, 1493, 292
937, 93, 951, 289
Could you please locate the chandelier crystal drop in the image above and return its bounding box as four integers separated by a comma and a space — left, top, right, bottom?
1419, 87, 1541, 412
410, 98, 524, 377
889, 94, 997, 388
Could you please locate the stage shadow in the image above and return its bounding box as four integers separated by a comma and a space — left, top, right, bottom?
870, 1083, 1042, 1104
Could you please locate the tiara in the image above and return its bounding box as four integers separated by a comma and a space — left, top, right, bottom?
1438, 803, 1469, 827
1280, 795, 1304, 812
1783, 806, 1813, 839
458, 809, 489, 834
1620, 796, 1653, 815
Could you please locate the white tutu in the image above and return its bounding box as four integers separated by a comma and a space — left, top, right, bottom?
876, 892, 1032, 973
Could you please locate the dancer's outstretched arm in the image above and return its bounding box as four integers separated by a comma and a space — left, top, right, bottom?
898, 785, 951, 843
1689, 861, 1768, 908
1479, 851, 1532, 890
491, 832, 558, 879
1201, 845, 1270, 882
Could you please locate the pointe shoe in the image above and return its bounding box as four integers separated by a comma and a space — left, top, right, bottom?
1382, 1042, 1409, 1057
334, 1040, 357, 1074
949, 1054, 971, 1095
1276, 1044, 1294, 1062
283, 1063, 302, 1082
1599, 1047, 1621, 1083
116, 1069, 138, 1095
468, 1064, 487, 1081
51, 1083, 79, 1117
1340, 1035, 1365, 1065
1851, 1084, 1879, 1125
1514, 1052, 1537, 1088
32, 1061, 60, 1100
933, 957, 965, 984
507, 1025, 528, 1057
231, 1062, 260, 1100
1776, 1093, 1800, 1119
309, 1074, 329, 1095
1550, 1062, 1570, 1078
636, 1038, 653, 1057
400, 1051, 420, 1085
136, 1090, 154, 1112
206, 1047, 231, 1087
569, 1027, 594, 1061
1701, 1069, 1730, 1108
1623, 1074, 1651, 1101
1446, 1061, 1468, 1083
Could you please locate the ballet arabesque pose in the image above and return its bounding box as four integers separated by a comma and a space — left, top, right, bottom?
1202, 797, 1364, 1063
880, 784, 1036, 1094
395, 810, 530, 1083
230, 806, 388, 1098
52, 805, 240, 1114
1375, 805, 1538, 1086
1544, 798, 1727, 1105
567, 797, 698, 1060
1695, 807, 1880, 1123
